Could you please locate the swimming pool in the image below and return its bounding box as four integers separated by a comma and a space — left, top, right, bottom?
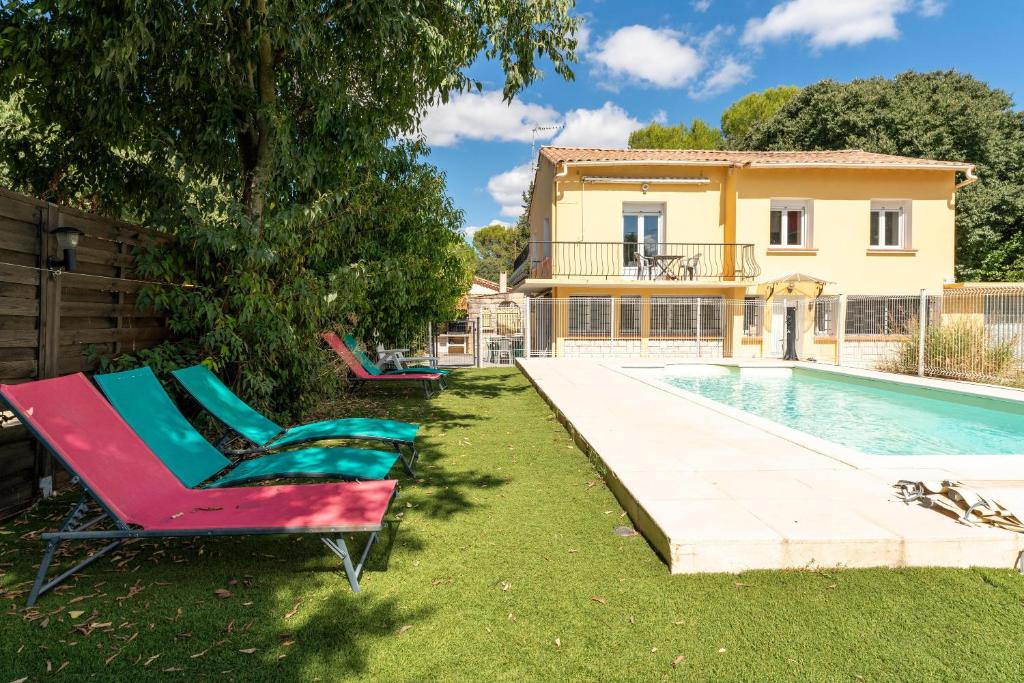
651, 365, 1024, 456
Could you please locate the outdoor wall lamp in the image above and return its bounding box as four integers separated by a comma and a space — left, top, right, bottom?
48, 227, 84, 272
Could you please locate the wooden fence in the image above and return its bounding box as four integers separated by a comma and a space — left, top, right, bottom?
0, 189, 170, 518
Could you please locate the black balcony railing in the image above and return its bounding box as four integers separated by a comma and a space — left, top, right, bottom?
510, 241, 760, 286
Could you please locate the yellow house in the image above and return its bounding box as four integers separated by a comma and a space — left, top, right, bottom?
511, 146, 977, 360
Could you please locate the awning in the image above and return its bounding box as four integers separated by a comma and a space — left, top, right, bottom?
758, 272, 834, 286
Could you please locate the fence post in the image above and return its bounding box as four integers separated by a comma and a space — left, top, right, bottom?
475, 314, 483, 368
836, 294, 847, 366
696, 297, 702, 358
917, 288, 927, 377
523, 297, 531, 358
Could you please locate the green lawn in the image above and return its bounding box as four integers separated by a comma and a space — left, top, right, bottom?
3, 368, 1024, 681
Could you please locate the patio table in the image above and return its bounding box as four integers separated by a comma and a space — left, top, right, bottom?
649, 254, 686, 280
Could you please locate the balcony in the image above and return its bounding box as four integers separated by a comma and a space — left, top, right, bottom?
510, 241, 761, 288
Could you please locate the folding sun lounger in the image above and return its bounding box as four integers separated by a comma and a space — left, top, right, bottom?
171, 364, 422, 468
322, 331, 444, 399
0, 374, 397, 606
342, 334, 448, 390
343, 334, 449, 377
95, 367, 413, 483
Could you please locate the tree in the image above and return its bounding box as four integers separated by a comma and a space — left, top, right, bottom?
473, 223, 524, 282
740, 71, 1024, 282
0, 2, 578, 415
720, 86, 799, 146
628, 119, 724, 149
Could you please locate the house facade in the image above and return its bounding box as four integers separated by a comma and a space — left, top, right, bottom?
511, 147, 977, 360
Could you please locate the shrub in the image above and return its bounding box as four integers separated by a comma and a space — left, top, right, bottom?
884, 317, 1019, 382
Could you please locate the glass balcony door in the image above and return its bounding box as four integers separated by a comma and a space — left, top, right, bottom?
623, 209, 661, 279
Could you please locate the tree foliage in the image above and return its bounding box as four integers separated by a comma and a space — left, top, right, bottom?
740, 71, 1024, 281
472, 223, 525, 282
720, 86, 799, 146
628, 119, 724, 150
0, 1, 578, 416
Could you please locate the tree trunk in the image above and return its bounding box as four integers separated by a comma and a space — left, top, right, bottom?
237, 0, 276, 225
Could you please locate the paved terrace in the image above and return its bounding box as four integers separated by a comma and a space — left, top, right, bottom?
518, 358, 1024, 573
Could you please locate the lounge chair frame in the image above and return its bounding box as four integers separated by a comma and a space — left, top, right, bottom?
13, 413, 394, 607
216, 429, 418, 476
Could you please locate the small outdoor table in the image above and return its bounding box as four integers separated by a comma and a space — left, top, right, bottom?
649, 254, 687, 280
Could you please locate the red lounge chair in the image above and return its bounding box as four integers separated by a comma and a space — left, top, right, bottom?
0, 374, 398, 606
322, 331, 443, 398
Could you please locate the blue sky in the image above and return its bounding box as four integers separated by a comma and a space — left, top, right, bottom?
416, 0, 1024, 239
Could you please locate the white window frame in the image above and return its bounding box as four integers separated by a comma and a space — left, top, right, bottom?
870, 200, 910, 249
622, 203, 664, 275
769, 199, 811, 248
742, 296, 763, 337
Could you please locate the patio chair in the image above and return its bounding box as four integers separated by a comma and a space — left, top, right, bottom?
171, 364, 422, 465
0, 374, 398, 606
633, 250, 652, 280
344, 334, 448, 389
375, 342, 440, 371
323, 332, 443, 399
683, 253, 702, 281
95, 367, 413, 483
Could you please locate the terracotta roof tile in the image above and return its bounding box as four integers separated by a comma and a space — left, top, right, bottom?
538, 146, 974, 171
472, 276, 499, 290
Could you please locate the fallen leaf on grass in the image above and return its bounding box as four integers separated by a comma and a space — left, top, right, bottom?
284, 601, 302, 619
143, 654, 161, 667
238, 648, 257, 655
671, 655, 685, 668
718, 648, 727, 654
590, 595, 607, 605
554, 638, 561, 649
214, 589, 233, 599
67, 611, 84, 620
396, 625, 412, 635
163, 668, 184, 673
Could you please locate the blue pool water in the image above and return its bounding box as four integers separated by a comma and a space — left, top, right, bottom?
657, 366, 1024, 455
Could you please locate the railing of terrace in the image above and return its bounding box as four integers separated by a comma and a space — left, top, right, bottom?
510, 241, 760, 286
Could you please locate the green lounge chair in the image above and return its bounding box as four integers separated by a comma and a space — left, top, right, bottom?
95, 367, 411, 485
343, 334, 449, 389
171, 364, 421, 467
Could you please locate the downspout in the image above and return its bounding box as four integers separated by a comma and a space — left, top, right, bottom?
954, 165, 979, 190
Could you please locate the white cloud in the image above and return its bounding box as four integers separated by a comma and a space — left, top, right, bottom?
487, 163, 534, 217
591, 25, 704, 88
484, 102, 649, 217
742, 0, 918, 49
918, 0, 946, 17
693, 0, 712, 12
551, 102, 645, 148
690, 57, 753, 99
420, 91, 560, 147
574, 22, 592, 53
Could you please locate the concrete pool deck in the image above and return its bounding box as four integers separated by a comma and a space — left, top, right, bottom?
518, 358, 1024, 573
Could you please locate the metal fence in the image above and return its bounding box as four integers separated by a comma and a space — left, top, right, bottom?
518, 289, 1024, 388
919, 286, 1024, 386
431, 302, 526, 367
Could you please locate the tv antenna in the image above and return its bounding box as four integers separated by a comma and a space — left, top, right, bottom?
531, 124, 562, 169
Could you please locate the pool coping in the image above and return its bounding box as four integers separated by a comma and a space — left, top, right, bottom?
517, 357, 1024, 575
